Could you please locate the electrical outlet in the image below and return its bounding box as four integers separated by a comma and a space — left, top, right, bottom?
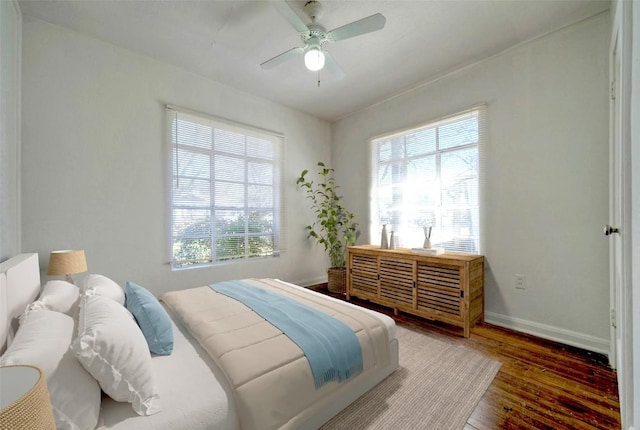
515, 274, 526, 290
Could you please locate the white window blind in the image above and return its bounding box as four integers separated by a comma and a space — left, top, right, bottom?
370, 107, 485, 253
166, 107, 284, 268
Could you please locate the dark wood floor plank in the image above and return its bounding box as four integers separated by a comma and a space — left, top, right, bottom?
309, 285, 621, 429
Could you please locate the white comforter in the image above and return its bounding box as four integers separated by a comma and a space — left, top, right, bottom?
160, 279, 393, 430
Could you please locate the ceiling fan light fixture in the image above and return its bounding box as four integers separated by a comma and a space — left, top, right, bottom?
304, 47, 325, 71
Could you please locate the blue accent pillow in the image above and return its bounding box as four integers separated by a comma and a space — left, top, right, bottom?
124, 281, 173, 356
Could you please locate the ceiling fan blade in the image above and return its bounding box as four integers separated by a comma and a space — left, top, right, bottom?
261, 47, 305, 69
323, 51, 346, 80
327, 13, 386, 42
271, 1, 309, 34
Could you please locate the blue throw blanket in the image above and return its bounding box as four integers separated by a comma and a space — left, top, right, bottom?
210, 280, 363, 389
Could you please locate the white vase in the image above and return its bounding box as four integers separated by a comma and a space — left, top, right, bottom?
389, 231, 395, 249
381, 224, 389, 249
423, 226, 432, 249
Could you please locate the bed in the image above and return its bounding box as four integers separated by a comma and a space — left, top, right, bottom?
0, 253, 399, 430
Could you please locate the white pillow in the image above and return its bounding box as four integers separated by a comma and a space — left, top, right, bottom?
0, 309, 101, 430
71, 294, 160, 416
28, 280, 79, 316
82, 274, 125, 305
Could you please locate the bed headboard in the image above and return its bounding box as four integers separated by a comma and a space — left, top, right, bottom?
0, 253, 41, 354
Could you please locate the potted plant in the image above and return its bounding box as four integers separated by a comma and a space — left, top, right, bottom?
296, 162, 359, 293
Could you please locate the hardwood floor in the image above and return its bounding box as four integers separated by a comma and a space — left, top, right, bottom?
310, 285, 621, 430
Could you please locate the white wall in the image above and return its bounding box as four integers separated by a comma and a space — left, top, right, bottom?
0, 0, 21, 261
20, 17, 331, 294
332, 13, 611, 352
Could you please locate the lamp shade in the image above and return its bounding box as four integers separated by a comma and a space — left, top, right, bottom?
304, 48, 325, 71
47, 250, 87, 276
0, 365, 56, 430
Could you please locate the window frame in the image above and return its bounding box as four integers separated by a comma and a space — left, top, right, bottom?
166, 106, 285, 269
369, 106, 485, 254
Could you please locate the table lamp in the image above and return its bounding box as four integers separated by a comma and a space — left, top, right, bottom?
47, 249, 87, 284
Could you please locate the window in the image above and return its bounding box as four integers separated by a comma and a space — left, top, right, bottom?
370, 107, 484, 253
167, 107, 284, 268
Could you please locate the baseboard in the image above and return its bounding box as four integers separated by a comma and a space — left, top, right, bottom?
485, 311, 610, 356
293, 275, 327, 288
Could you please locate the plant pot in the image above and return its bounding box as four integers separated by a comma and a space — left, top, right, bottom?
327, 267, 346, 294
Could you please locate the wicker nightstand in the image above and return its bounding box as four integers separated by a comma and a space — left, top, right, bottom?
0, 365, 55, 430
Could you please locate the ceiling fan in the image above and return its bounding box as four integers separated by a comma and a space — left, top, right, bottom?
261, 1, 386, 80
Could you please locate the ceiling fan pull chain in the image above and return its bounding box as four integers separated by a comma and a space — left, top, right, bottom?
317, 70, 321, 88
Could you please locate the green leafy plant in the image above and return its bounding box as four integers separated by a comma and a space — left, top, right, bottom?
296, 162, 359, 268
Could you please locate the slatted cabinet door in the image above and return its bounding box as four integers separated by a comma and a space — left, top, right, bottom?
349, 253, 379, 300
417, 263, 463, 322
379, 258, 416, 308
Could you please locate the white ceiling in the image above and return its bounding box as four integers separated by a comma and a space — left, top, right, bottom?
18, 0, 610, 122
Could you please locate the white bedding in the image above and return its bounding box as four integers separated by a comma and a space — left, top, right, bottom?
0, 254, 398, 430
97, 316, 240, 430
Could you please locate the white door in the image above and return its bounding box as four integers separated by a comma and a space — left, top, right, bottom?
608, 25, 621, 371
608, 4, 632, 427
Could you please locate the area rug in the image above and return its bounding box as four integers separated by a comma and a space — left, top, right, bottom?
321, 324, 501, 429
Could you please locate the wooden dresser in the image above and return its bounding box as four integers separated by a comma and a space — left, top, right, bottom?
346, 245, 484, 337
